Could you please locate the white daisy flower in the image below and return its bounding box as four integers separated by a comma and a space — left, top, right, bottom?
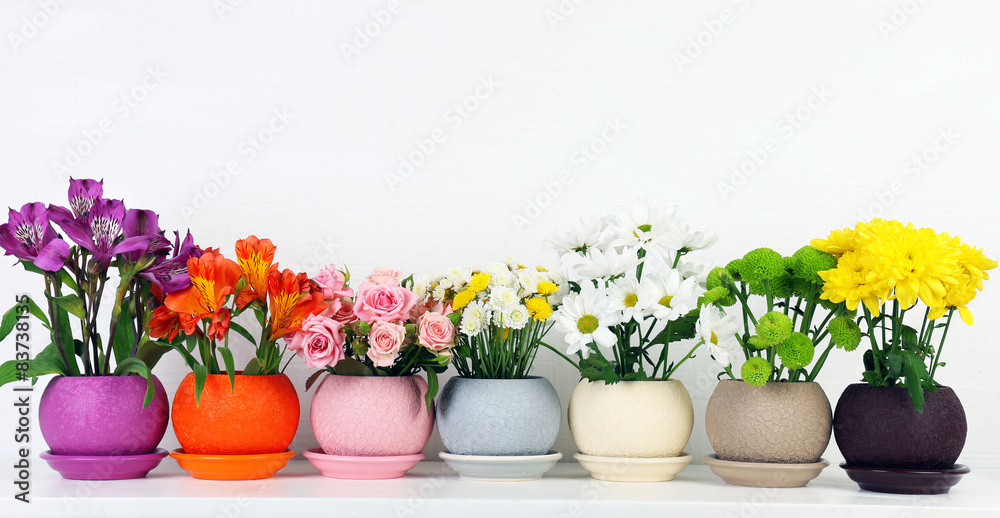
607, 275, 653, 323
574, 247, 641, 279
553, 286, 622, 358
675, 221, 719, 252
641, 269, 700, 322
545, 215, 606, 257
495, 304, 530, 330
696, 305, 740, 368
607, 199, 683, 251
677, 258, 714, 287
488, 285, 520, 309
517, 270, 548, 294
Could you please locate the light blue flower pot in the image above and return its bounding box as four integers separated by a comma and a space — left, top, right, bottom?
436, 376, 562, 456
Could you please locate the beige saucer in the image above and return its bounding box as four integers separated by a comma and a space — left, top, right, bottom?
703, 454, 829, 487
574, 452, 693, 482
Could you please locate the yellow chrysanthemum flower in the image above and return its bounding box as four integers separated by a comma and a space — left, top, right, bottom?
452, 289, 477, 310
468, 272, 491, 293
525, 297, 553, 321
818, 251, 886, 315
811, 226, 857, 256
867, 225, 959, 310
536, 281, 558, 296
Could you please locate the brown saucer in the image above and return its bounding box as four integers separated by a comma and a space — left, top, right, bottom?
840, 463, 970, 494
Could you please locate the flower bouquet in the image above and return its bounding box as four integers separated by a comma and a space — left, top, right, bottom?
295, 266, 454, 479
152, 236, 326, 479
0, 178, 193, 478
814, 219, 995, 485
416, 260, 566, 476
547, 199, 725, 481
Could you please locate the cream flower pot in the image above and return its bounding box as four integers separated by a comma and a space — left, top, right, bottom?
568, 379, 693, 458
705, 380, 832, 464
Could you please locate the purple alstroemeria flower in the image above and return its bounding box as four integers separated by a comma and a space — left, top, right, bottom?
141, 230, 201, 294
122, 209, 171, 263
0, 203, 71, 271
55, 198, 150, 269
50, 178, 105, 225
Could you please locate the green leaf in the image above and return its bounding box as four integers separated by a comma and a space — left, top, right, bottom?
136, 341, 172, 371
48, 294, 86, 321
304, 369, 327, 391
886, 351, 903, 379
111, 302, 136, 366
448, 312, 462, 326
901, 350, 929, 413
193, 363, 208, 406
218, 346, 236, 392
242, 358, 264, 376
424, 369, 438, 413
21, 296, 50, 329
0, 303, 26, 343
861, 370, 882, 386
580, 367, 601, 381
0, 343, 70, 386
332, 357, 373, 376
167, 342, 200, 370
900, 325, 919, 350
228, 322, 257, 346
112, 358, 156, 408
600, 367, 621, 385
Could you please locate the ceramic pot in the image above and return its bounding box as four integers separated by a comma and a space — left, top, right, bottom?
834, 384, 966, 469
568, 379, 693, 458
172, 373, 299, 455
311, 374, 433, 456
39, 375, 169, 456
705, 380, 832, 463
436, 376, 561, 456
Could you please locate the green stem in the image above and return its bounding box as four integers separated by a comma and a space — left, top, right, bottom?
928, 309, 953, 382
540, 342, 581, 371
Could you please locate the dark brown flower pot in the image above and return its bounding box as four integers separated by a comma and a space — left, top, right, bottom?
833, 384, 966, 469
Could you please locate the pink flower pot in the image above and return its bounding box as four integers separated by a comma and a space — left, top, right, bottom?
310, 374, 433, 456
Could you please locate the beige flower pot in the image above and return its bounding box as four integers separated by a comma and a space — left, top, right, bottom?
568, 379, 693, 458
705, 380, 832, 463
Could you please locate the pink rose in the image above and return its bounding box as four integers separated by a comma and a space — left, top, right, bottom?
410, 298, 453, 320
286, 314, 346, 369
323, 297, 358, 326
366, 267, 403, 285
353, 282, 419, 322
367, 321, 405, 367
315, 265, 354, 300
417, 312, 455, 351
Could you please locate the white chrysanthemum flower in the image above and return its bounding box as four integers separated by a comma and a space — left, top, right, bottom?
495, 304, 530, 330
607, 275, 653, 323
607, 199, 683, 251
696, 305, 740, 368
678, 258, 713, 287
490, 268, 515, 288
464, 301, 489, 322
517, 270, 547, 294
487, 261, 510, 274
438, 277, 453, 289
545, 215, 606, 257
446, 267, 473, 289
489, 285, 520, 309
412, 276, 430, 298
460, 314, 484, 336
553, 286, 622, 358
432, 284, 447, 301
574, 247, 640, 279
675, 221, 719, 252
641, 269, 700, 321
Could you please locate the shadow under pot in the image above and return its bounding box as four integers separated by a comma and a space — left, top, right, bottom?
436, 376, 561, 456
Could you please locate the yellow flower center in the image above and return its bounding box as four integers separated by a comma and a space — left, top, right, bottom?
710, 331, 719, 345
624, 293, 638, 307
659, 295, 674, 307
577, 314, 599, 334
633, 224, 653, 239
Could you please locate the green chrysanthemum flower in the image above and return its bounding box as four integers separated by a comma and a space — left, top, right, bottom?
749, 271, 793, 298
782, 256, 796, 270
726, 259, 743, 279
699, 286, 735, 307
756, 311, 793, 346
738, 248, 784, 284
706, 266, 731, 290
747, 335, 769, 350
741, 356, 771, 387
777, 332, 815, 370
792, 246, 837, 285
828, 316, 862, 352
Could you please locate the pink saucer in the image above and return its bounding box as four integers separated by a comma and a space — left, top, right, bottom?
40, 448, 169, 480
303, 447, 424, 479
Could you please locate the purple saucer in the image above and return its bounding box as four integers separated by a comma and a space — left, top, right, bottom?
40, 448, 169, 480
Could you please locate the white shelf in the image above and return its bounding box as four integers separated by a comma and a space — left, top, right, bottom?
7, 461, 1000, 517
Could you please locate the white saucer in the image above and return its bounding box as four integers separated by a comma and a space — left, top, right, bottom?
439, 451, 563, 481
574, 452, 694, 482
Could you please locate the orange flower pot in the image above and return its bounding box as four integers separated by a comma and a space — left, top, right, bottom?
172, 373, 299, 456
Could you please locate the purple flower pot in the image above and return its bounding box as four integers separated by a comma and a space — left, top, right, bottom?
39, 375, 169, 456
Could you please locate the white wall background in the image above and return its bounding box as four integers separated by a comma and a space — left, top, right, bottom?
1, 0, 999, 480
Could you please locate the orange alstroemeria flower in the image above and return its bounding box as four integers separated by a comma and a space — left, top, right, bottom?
235, 236, 278, 309
148, 305, 183, 342
268, 268, 327, 340
164, 250, 242, 337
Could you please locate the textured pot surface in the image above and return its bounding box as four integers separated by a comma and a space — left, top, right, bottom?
436, 376, 562, 456
834, 384, 967, 469
568, 379, 693, 458
311, 374, 433, 456
39, 375, 169, 456
172, 373, 299, 455
705, 380, 831, 463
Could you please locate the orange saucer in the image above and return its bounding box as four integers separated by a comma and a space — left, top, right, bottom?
170, 449, 295, 480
